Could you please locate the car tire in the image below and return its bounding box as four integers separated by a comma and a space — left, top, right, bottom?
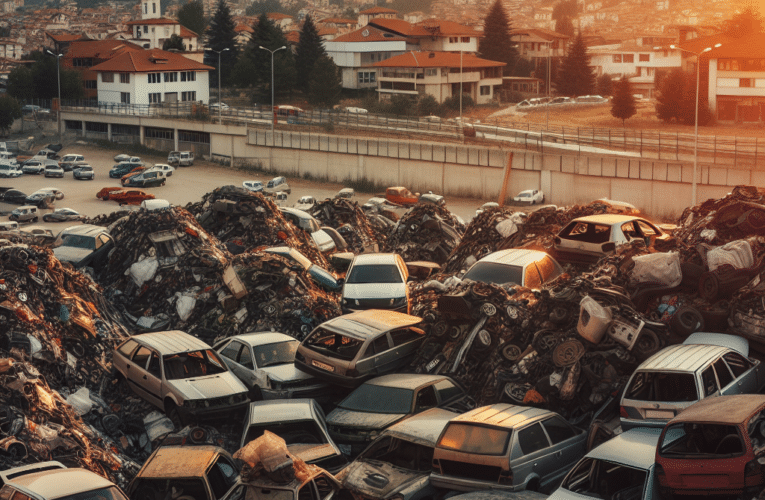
670, 306, 705, 338
165, 401, 184, 429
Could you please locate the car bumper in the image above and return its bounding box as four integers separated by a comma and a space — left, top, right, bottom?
261, 383, 332, 401
430, 473, 517, 492
294, 359, 369, 388
341, 303, 409, 314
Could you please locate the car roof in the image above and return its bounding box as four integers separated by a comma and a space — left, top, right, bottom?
476, 249, 552, 267
233, 331, 296, 345
60, 224, 108, 237
683, 332, 749, 357
568, 214, 648, 225
365, 373, 451, 390
384, 408, 459, 446
130, 330, 211, 354
247, 399, 317, 425
280, 207, 311, 219
322, 310, 422, 337
6, 467, 115, 498
351, 253, 398, 265
139, 445, 222, 479
669, 394, 765, 425
636, 343, 731, 373
586, 427, 661, 470
448, 404, 552, 429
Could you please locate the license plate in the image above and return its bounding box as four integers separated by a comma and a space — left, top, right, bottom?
312, 360, 335, 372
645, 409, 674, 419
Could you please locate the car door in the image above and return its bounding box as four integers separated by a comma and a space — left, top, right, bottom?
144, 351, 164, 407
218, 340, 255, 387
511, 422, 554, 488
724, 351, 764, 394
540, 416, 584, 482
127, 345, 161, 405
353, 336, 389, 377
389, 328, 424, 367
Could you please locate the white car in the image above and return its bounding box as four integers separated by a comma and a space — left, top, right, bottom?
294, 195, 316, 211
344, 106, 368, 114
35, 187, 64, 200
147, 163, 175, 176
210, 102, 230, 110
513, 189, 544, 204
114, 153, 131, 162
0, 461, 128, 500
341, 253, 409, 313
242, 180, 263, 193
279, 207, 335, 253
264, 176, 291, 195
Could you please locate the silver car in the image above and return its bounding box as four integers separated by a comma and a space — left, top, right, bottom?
265, 176, 291, 194
0, 461, 128, 500
342, 253, 410, 313
620, 332, 765, 431
461, 249, 563, 289
280, 207, 335, 253
112, 330, 250, 426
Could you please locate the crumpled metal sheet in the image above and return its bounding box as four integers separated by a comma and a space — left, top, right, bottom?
309, 198, 387, 253
387, 204, 465, 264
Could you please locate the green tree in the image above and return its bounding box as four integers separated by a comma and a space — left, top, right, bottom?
655, 68, 685, 123
596, 73, 613, 96
722, 7, 763, 37
342, 7, 356, 19
178, 0, 206, 39
6, 65, 34, 101
9, 52, 84, 101
307, 55, 341, 107
163, 33, 186, 51
246, 0, 299, 17
242, 13, 295, 102
207, 0, 238, 86
418, 94, 439, 116
442, 93, 474, 110
390, 94, 414, 115
555, 32, 595, 96
295, 15, 326, 93
479, 0, 518, 75
555, 15, 575, 37
0, 95, 21, 135
610, 77, 636, 125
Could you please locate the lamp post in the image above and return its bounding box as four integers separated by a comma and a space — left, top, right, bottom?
207, 47, 230, 125
45, 49, 62, 142
259, 45, 286, 134
670, 42, 721, 206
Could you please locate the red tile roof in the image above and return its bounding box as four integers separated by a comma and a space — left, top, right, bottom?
46, 32, 87, 42
369, 18, 426, 36
267, 12, 292, 20
285, 31, 300, 44
90, 48, 213, 72
320, 18, 356, 24
373, 51, 504, 69
235, 24, 254, 33
332, 25, 407, 43
125, 18, 179, 25
682, 33, 738, 56
179, 25, 198, 38
416, 19, 481, 37
65, 39, 143, 59
318, 27, 338, 36
360, 6, 397, 14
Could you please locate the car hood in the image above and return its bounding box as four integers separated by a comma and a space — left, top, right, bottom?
327, 408, 406, 430
343, 282, 407, 300
311, 230, 335, 253
343, 459, 423, 498
261, 363, 314, 383
52, 246, 91, 265
167, 372, 246, 400
288, 443, 338, 463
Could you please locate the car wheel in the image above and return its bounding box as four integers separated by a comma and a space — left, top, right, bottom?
633, 328, 661, 359
165, 401, 184, 429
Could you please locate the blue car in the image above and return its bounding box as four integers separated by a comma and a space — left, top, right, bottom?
265, 246, 341, 292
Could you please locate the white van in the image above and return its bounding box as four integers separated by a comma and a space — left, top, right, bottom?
140, 199, 172, 211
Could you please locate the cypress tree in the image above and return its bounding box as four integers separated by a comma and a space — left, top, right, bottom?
207, 0, 238, 86
479, 0, 519, 75
308, 55, 342, 107
178, 0, 207, 41
610, 77, 636, 125
295, 15, 327, 93
556, 32, 595, 96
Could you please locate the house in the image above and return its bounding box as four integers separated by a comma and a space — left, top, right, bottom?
62, 39, 144, 100
369, 18, 481, 53
124, 0, 200, 50
46, 31, 88, 54
0, 38, 22, 60
706, 33, 765, 123
511, 28, 570, 75
372, 51, 505, 104
325, 25, 408, 89
234, 23, 253, 48
267, 12, 293, 30
89, 48, 213, 105
357, 6, 397, 27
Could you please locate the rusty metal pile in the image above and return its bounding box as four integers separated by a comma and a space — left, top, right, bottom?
309, 198, 386, 253
386, 204, 465, 264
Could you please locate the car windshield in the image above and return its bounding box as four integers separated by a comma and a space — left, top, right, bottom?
561, 458, 647, 499
347, 264, 401, 284
360, 436, 435, 472
56, 486, 129, 500
438, 423, 511, 455
61, 235, 95, 250
559, 221, 613, 244
339, 384, 414, 414
243, 420, 327, 446
659, 423, 744, 457
252, 341, 298, 367
304, 327, 363, 361
625, 371, 698, 402
162, 349, 228, 380
463, 262, 523, 286
518, 192, 531, 197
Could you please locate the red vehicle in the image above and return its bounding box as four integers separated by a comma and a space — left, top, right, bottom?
121, 166, 146, 185
96, 187, 124, 200
108, 189, 155, 206
385, 186, 419, 206
656, 394, 765, 498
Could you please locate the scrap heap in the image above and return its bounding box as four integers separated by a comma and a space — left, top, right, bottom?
309, 198, 387, 253
386, 204, 465, 264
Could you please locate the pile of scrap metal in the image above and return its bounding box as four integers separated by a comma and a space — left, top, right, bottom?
309, 198, 387, 253
387, 204, 465, 264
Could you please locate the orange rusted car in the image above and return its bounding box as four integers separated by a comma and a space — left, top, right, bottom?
385, 186, 419, 206
109, 189, 155, 205
121, 166, 146, 185
96, 187, 124, 200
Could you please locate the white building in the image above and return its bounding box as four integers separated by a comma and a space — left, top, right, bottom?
325, 25, 408, 89
90, 48, 213, 105
706, 33, 765, 123
124, 0, 200, 50
369, 18, 480, 53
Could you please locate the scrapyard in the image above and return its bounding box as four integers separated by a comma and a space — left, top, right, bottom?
2, 181, 765, 500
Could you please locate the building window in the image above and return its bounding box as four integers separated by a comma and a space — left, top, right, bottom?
120, 73, 130, 84
623, 54, 634, 63
449, 37, 458, 43
480, 85, 490, 96
462, 36, 470, 42
180, 71, 196, 82
85, 80, 97, 89
102, 73, 114, 83
73, 58, 93, 67
120, 92, 130, 104
143, 2, 147, 13
143, 25, 148, 33
149, 92, 161, 103
181, 91, 196, 101
426, 68, 438, 77
152, 2, 156, 13
164, 72, 178, 82
148, 72, 161, 83
358, 71, 376, 84
613, 54, 622, 63
741, 78, 753, 87
639, 53, 650, 62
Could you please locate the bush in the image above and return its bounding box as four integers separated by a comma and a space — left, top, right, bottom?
417, 94, 439, 116
441, 93, 474, 111
390, 94, 415, 116
505, 90, 524, 103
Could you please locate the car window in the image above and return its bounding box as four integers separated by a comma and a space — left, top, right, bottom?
518, 423, 550, 454
390, 328, 420, 346
148, 352, 161, 378
561, 457, 647, 499
209, 455, 238, 499
118, 339, 138, 357
702, 367, 718, 396
434, 379, 463, 402
304, 328, 364, 361
724, 352, 753, 377
637, 220, 659, 236
542, 416, 577, 444
621, 222, 639, 240
370, 334, 390, 355
415, 385, 437, 411
524, 265, 542, 289
438, 423, 511, 455
713, 358, 734, 388
238, 344, 254, 369
347, 264, 402, 284
560, 222, 612, 243
463, 262, 523, 286
625, 371, 698, 402
220, 341, 243, 363
132, 346, 151, 368
660, 423, 743, 456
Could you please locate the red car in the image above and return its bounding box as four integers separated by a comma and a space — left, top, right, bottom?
656, 394, 765, 498
96, 187, 124, 200
385, 186, 419, 206
108, 189, 155, 205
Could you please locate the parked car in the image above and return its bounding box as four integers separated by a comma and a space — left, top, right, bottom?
326, 374, 470, 454
242, 180, 263, 193
97, 187, 125, 200
294, 195, 317, 211
0, 461, 128, 500
385, 187, 419, 206
214, 331, 330, 400
655, 394, 765, 498
419, 191, 445, 206
127, 445, 239, 500
548, 427, 662, 500
221, 460, 340, 500
109, 189, 155, 205
141, 199, 172, 211
549, 97, 572, 105
553, 214, 669, 264
280, 207, 336, 253
0, 163, 22, 178
475, 202, 500, 217
24, 191, 55, 208
124, 170, 168, 188
73, 164, 95, 180
52, 224, 114, 269
35, 187, 64, 200
339, 408, 460, 500
210, 102, 230, 110
112, 331, 250, 426
575, 95, 608, 103
335, 188, 355, 200
43, 208, 84, 222
344, 106, 368, 114
114, 153, 132, 162
58, 153, 85, 171
0, 221, 18, 230
18, 226, 55, 247
265, 246, 341, 292
120, 166, 146, 184
295, 310, 426, 388
274, 191, 288, 207
431, 403, 588, 493
171, 151, 194, 166
1, 189, 28, 204
620, 332, 765, 431
513, 189, 545, 204
110, 161, 143, 178
43, 164, 64, 178
264, 176, 291, 194
149, 163, 175, 176
9, 205, 39, 223
240, 399, 347, 472
342, 253, 410, 313
21, 161, 45, 175
461, 249, 563, 289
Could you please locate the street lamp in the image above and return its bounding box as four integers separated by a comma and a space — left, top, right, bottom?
45, 49, 62, 142
670, 42, 721, 206
207, 47, 230, 124
259, 45, 287, 134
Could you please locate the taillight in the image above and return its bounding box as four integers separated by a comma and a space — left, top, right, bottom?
620, 406, 629, 418
432, 459, 441, 473
498, 469, 513, 484
655, 463, 668, 487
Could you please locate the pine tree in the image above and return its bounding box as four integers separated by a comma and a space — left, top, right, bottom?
479, 0, 519, 75
655, 68, 685, 123
610, 77, 636, 125
308, 56, 342, 107
242, 13, 296, 102
163, 34, 186, 51
596, 73, 613, 96
555, 32, 595, 96
207, 0, 238, 86
178, 0, 206, 40
295, 15, 327, 93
